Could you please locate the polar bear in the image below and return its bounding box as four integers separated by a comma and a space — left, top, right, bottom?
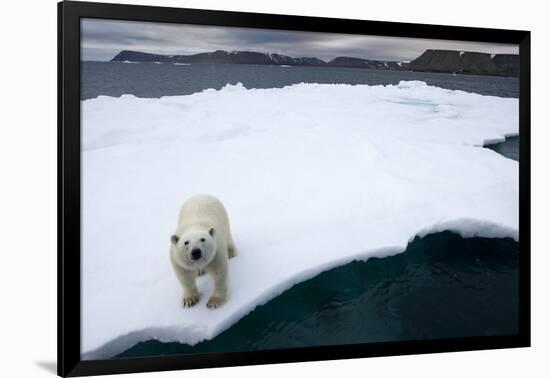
170, 195, 236, 309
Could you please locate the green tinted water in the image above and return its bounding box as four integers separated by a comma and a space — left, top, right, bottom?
487, 136, 519, 161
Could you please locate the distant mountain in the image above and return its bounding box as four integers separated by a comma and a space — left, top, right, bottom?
491, 54, 520, 77
110, 49, 519, 77
111, 50, 398, 70
407, 49, 519, 77
111, 50, 174, 63
327, 56, 401, 70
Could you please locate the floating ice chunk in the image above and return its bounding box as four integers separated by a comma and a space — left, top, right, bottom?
218, 82, 246, 92
397, 80, 428, 88
81, 82, 519, 359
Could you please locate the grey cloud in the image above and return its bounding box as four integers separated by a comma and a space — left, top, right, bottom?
81, 18, 519, 62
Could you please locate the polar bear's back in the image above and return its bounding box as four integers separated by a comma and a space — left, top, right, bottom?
178, 195, 230, 237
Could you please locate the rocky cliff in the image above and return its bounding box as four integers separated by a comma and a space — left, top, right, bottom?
407, 49, 519, 77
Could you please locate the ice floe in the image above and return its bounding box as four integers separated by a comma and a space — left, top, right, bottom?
81, 81, 518, 358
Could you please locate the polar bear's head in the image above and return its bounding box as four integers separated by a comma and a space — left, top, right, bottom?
170, 228, 217, 270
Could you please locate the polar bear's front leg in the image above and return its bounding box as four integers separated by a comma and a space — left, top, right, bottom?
207, 270, 227, 309
180, 272, 201, 307
206, 253, 229, 309
170, 253, 200, 307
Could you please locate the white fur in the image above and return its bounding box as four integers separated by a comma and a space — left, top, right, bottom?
170, 195, 236, 309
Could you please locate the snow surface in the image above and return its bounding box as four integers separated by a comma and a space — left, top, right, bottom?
81, 81, 518, 359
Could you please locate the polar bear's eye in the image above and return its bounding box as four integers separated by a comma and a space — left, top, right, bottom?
200, 238, 205, 242
184, 241, 189, 246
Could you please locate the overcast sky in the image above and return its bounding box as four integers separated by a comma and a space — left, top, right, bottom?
81, 18, 519, 62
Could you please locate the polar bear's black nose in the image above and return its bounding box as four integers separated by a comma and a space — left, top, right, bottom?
191, 248, 202, 260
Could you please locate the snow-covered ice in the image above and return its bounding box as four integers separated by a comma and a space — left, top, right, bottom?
81, 81, 518, 359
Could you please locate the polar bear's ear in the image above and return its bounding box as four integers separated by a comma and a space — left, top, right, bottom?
209, 228, 216, 237
170, 235, 179, 245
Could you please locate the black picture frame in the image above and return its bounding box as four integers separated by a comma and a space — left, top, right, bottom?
58, 1, 531, 376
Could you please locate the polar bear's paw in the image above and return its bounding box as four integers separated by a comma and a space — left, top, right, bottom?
182, 294, 200, 307
207, 295, 226, 309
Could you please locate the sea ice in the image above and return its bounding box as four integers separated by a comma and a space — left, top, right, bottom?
81, 81, 518, 359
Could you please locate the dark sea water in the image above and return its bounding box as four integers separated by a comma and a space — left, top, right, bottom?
80, 61, 520, 358
81, 61, 519, 100
487, 136, 520, 161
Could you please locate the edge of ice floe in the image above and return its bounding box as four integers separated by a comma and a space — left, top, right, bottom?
482, 132, 519, 147
82, 218, 518, 360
